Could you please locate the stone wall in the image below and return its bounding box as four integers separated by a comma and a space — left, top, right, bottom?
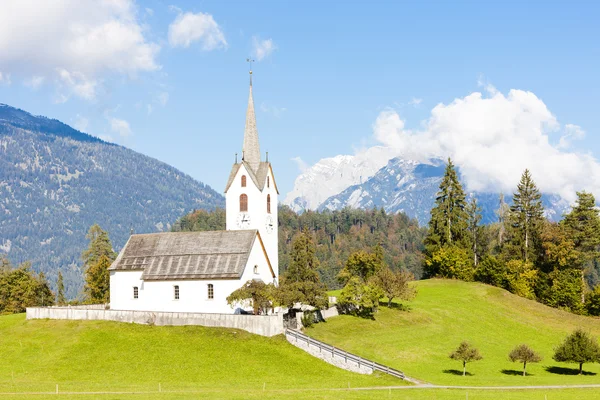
285, 330, 373, 375
26, 306, 284, 337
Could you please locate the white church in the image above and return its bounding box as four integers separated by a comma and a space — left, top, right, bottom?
108, 71, 278, 314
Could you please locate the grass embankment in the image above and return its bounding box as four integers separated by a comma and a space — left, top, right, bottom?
0, 313, 400, 396
309, 279, 600, 387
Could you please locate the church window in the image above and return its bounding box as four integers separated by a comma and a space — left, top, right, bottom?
267, 194, 271, 214
241, 175, 247, 187
208, 284, 214, 299
254, 265, 258, 274
267, 176, 270, 188
174, 285, 180, 300
133, 286, 138, 299
240, 194, 248, 212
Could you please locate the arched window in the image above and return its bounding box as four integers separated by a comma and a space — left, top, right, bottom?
240, 194, 248, 212
267, 176, 270, 188
207, 284, 214, 299
241, 175, 247, 187
254, 265, 258, 274
267, 194, 271, 214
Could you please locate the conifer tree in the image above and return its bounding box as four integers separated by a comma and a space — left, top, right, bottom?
561, 191, 600, 302
425, 158, 469, 252
509, 169, 544, 262
496, 193, 510, 245
82, 224, 116, 304
466, 197, 483, 266
57, 271, 66, 306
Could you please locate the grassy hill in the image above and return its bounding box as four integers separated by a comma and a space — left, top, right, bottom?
309, 279, 600, 387
0, 313, 402, 398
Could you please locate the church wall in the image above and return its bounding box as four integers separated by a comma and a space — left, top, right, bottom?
109, 237, 274, 314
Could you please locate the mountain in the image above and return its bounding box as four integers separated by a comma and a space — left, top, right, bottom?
0, 104, 224, 297
315, 157, 570, 225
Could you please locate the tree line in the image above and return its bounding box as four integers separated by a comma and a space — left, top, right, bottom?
424, 159, 600, 315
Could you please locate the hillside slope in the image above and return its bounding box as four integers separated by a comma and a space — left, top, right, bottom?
309, 279, 600, 386
0, 314, 399, 396
0, 104, 224, 296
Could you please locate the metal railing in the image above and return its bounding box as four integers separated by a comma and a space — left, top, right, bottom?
285, 329, 406, 380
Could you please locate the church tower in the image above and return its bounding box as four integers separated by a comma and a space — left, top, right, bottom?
224, 69, 279, 282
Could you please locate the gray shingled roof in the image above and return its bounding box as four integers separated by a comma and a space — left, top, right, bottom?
109, 230, 259, 280
224, 161, 279, 194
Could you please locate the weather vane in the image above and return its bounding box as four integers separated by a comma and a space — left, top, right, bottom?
246, 58, 254, 85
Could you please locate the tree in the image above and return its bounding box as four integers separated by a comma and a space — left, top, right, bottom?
561, 192, 600, 303
505, 260, 537, 299
85, 255, 111, 304
338, 249, 384, 284
466, 197, 483, 267
475, 255, 507, 287
449, 341, 483, 376
371, 267, 416, 307
337, 276, 384, 318
509, 169, 544, 263
425, 245, 474, 281
0, 261, 54, 313
56, 271, 66, 306
496, 193, 510, 245
508, 344, 542, 376
585, 285, 600, 316
227, 280, 276, 315
553, 329, 600, 375
425, 158, 469, 253
82, 225, 116, 304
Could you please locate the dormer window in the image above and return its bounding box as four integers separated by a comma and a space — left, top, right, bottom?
240, 194, 248, 212
241, 175, 247, 187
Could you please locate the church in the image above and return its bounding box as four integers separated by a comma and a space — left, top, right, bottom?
108, 71, 279, 314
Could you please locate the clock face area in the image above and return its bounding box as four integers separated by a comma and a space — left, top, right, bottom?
236, 213, 251, 229
265, 215, 274, 234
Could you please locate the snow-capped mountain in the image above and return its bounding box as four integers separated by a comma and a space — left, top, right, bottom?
284, 146, 396, 212
316, 156, 571, 225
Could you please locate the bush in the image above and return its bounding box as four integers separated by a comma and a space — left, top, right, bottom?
301, 311, 315, 328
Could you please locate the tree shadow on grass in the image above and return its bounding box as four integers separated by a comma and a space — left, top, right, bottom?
545, 366, 597, 376
387, 302, 412, 312
443, 369, 473, 376
501, 369, 533, 376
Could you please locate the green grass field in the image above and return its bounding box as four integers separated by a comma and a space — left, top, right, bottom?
309, 279, 600, 388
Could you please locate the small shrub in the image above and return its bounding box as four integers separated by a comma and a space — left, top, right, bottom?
301, 311, 315, 328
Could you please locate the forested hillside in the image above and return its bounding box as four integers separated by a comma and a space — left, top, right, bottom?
172, 206, 427, 288
0, 104, 224, 297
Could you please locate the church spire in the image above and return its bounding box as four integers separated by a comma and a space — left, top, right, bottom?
242, 60, 261, 173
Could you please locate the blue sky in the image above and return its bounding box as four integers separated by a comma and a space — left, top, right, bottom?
0, 0, 599, 198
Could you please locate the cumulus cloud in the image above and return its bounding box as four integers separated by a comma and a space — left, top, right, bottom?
0, 0, 160, 101
252, 36, 276, 61
367, 88, 597, 203
109, 117, 132, 137
168, 11, 227, 50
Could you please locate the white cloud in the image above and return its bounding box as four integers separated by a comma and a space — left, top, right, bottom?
145, 8, 154, 16
73, 114, 89, 133
260, 102, 286, 117
367, 88, 597, 203
252, 36, 276, 61
408, 97, 422, 106
291, 157, 309, 173
168, 11, 227, 50
157, 92, 169, 106
24, 75, 45, 89
0, 0, 160, 101
109, 117, 132, 137
0, 71, 11, 85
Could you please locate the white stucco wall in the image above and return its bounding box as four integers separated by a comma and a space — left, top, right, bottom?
225, 163, 278, 280
109, 236, 275, 314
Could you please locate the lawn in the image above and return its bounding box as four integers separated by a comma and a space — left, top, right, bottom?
0, 313, 401, 395
310, 279, 600, 387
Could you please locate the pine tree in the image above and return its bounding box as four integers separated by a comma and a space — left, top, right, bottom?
561, 191, 600, 302
57, 271, 66, 305
466, 197, 483, 266
425, 158, 469, 252
509, 169, 544, 262
82, 224, 116, 271
496, 193, 510, 244
82, 224, 116, 304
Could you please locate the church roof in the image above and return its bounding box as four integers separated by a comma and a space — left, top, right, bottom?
242, 79, 261, 173
224, 160, 277, 194
108, 230, 267, 280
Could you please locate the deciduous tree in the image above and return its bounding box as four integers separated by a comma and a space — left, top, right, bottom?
371, 267, 416, 307
553, 329, 600, 375
508, 344, 542, 376
227, 280, 276, 315
449, 341, 483, 376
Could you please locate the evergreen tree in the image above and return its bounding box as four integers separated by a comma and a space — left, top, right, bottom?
496, 193, 510, 245
466, 197, 483, 266
425, 158, 469, 253
561, 191, 600, 302
82, 225, 116, 304
508, 169, 544, 263
57, 271, 66, 306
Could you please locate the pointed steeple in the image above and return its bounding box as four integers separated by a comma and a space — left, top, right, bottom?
242, 69, 261, 173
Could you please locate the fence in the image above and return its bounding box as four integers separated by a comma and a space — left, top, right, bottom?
285, 329, 406, 380
26, 306, 284, 337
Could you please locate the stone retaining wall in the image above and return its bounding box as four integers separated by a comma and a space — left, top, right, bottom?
26, 306, 284, 337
